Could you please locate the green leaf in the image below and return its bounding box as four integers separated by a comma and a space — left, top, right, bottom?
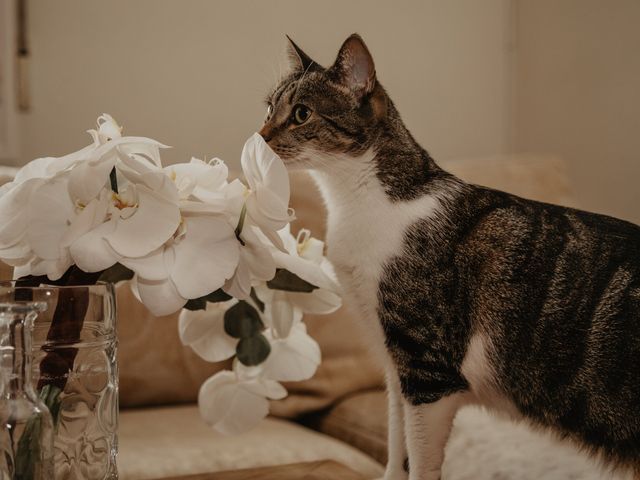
204, 289, 233, 303
184, 297, 207, 311
266, 268, 318, 293
236, 333, 271, 366
183, 289, 233, 311
98, 263, 134, 284
224, 301, 263, 338
39, 384, 62, 425
110, 166, 119, 194
15, 420, 38, 480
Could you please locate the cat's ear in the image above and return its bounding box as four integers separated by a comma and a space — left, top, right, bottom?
329, 34, 376, 100
286, 35, 315, 72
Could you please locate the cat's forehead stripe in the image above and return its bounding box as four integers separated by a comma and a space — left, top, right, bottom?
273, 81, 296, 107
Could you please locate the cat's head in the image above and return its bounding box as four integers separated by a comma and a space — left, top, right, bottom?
259, 34, 388, 168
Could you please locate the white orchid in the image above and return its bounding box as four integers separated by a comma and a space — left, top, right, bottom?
165, 157, 230, 209
0, 113, 344, 437
223, 225, 275, 300
69, 169, 181, 273
0, 114, 167, 279
221, 133, 296, 299
262, 322, 321, 382
240, 133, 294, 251
67, 133, 241, 316
128, 213, 240, 316
178, 299, 238, 363
198, 361, 286, 435
255, 226, 341, 337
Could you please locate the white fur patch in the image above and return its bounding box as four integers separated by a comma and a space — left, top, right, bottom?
460, 332, 519, 418
310, 149, 444, 366
403, 393, 468, 480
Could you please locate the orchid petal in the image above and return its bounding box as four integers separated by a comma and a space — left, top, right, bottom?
26, 175, 75, 260
268, 291, 303, 339
13, 157, 57, 183
242, 378, 287, 400
118, 142, 164, 168
223, 257, 251, 300
68, 156, 115, 205
224, 227, 276, 300
246, 185, 292, 232
198, 371, 270, 435
262, 324, 321, 382
171, 216, 239, 300
286, 289, 342, 315
96, 113, 123, 141
135, 276, 187, 316
0, 243, 32, 265
70, 220, 121, 272
240, 227, 276, 281
118, 246, 169, 281
29, 254, 74, 281
241, 133, 289, 203
61, 191, 110, 248
105, 184, 180, 258
0, 179, 41, 249
298, 235, 325, 263
178, 301, 238, 363
271, 250, 339, 292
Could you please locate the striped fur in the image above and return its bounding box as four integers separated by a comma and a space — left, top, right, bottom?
260, 34, 640, 479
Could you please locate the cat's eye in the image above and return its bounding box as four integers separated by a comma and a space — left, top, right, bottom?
292, 104, 312, 125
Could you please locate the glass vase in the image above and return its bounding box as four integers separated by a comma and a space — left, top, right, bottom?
0, 301, 54, 480
0, 283, 118, 480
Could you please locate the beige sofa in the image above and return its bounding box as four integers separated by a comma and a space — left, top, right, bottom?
4, 155, 604, 479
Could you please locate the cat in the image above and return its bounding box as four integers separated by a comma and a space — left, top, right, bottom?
259, 34, 640, 480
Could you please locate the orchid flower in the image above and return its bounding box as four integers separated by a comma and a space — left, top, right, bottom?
198, 361, 286, 435
69, 156, 182, 273
178, 299, 239, 363
0, 114, 167, 279
223, 225, 275, 300
255, 226, 341, 337
240, 133, 294, 251
0, 114, 345, 438
261, 322, 321, 382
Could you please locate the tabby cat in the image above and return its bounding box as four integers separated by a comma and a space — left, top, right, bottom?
259, 34, 640, 480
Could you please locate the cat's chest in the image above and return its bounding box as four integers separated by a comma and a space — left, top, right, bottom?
326, 212, 394, 315
323, 186, 443, 324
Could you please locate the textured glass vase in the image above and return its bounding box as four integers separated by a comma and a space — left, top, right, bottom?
0, 283, 118, 480
0, 301, 55, 480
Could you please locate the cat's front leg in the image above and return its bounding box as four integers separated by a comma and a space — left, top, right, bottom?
403, 393, 466, 480
383, 368, 408, 480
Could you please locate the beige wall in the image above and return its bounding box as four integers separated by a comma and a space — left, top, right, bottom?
515, 0, 640, 223
13, 0, 512, 170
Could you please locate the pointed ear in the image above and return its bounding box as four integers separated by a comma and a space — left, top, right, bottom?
329, 34, 376, 100
286, 35, 316, 72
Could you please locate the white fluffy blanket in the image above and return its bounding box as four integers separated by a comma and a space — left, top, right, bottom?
443, 406, 632, 480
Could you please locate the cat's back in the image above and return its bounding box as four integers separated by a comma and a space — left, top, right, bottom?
446, 184, 640, 270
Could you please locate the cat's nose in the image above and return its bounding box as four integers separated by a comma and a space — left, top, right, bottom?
258, 124, 274, 143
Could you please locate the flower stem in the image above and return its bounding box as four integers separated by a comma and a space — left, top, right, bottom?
109, 167, 118, 194
234, 203, 247, 246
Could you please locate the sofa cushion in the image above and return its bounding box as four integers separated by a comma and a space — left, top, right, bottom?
308, 389, 388, 465
118, 404, 383, 480
117, 285, 228, 407
441, 154, 577, 207
314, 390, 625, 479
